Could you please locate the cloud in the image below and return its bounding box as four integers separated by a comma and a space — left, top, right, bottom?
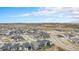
11, 7, 79, 23
9, 7, 79, 18
19, 7, 77, 17
19, 7, 59, 17
20, 13, 30, 16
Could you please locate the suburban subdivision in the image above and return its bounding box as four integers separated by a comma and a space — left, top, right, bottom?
0, 23, 79, 51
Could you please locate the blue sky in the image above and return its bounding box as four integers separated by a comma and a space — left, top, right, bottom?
0, 7, 79, 23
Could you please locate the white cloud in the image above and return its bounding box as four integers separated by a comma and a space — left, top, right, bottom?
12, 7, 79, 23
20, 13, 30, 16
19, 7, 76, 17
19, 7, 59, 17
43, 18, 53, 22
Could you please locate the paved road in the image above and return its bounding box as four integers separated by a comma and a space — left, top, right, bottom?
21, 35, 37, 43
47, 31, 79, 51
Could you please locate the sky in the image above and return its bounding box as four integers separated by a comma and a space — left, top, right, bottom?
0, 7, 79, 23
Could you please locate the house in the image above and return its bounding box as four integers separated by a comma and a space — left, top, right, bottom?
0, 43, 12, 51
11, 35, 25, 42
22, 42, 33, 51
11, 43, 20, 51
